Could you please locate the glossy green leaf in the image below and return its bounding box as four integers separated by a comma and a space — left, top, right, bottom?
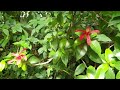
75, 44, 87, 61
61, 52, 68, 67
28, 56, 40, 64
95, 64, 109, 79
116, 71, 120, 79
105, 48, 114, 63
95, 34, 111, 42
115, 52, 120, 60
47, 66, 53, 77
88, 50, 102, 63
1, 37, 9, 48
114, 61, 120, 70
117, 23, 120, 31
22, 63, 27, 71
86, 66, 96, 79
38, 47, 44, 55
74, 63, 85, 76
90, 40, 101, 55
0, 61, 6, 72
108, 19, 120, 26
105, 67, 115, 79
3, 29, 9, 36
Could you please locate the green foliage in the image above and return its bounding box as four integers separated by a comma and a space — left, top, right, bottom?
0, 11, 120, 79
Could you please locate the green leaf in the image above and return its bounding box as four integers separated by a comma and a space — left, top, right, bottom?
86, 66, 96, 79
38, 47, 44, 55
114, 37, 120, 52
0, 61, 6, 72
12, 23, 22, 33
108, 19, 120, 26
117, 23, 120, 31
95, 64, 109, 79
114, 61, 120, 70
22, 63, 27, 71
74, 63, 85, 76
115, 52, 120, 60
88, 50, 102, 63
90, 40, 101, 55
87, 66, 96, 75
59, 38, 67, 48
105, 48, 114, 63
116, 71, 120, 79
61, 52, 68, 67
1, 37, 9, 48
47, 66, 53, 77
57, 12, 63, 25
75, 75, 88, 79
51, 39, 58, 51
95, 34, 111, 42
105, 67, 115, 79
13, 40, 31, 49
73, 38, 82, 48
75, 44, 87, 61
3, 29, 9, 36
28, 56, 40, 64
28, 36, 39, 44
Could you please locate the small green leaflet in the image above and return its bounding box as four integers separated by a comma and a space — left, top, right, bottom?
74, 63, 85, 76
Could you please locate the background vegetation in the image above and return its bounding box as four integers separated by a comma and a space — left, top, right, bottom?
0, 11, 120, 79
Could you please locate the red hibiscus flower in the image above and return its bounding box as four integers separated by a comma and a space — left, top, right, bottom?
8, 48, 27, 65
75, 26, 100, 45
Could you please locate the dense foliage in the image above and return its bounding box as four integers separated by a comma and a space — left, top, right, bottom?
0, 11, 120, 79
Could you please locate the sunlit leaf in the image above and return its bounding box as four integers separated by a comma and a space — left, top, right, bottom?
0, 61, 6, 72
95, 34, 111, 42
90, 40, 101, 55
74, 63, 85, 76
105, 67, 115, 79
22, 63, 27, 71
28, 56, 40, 64
75, 44, 87, 61
95, 64, 109, 79
114, 61, 120, 70
116, 71, 120, 79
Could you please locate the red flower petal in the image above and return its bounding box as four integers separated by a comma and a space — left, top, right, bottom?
7, 59, 14, 64
90, 30, 100, 34
86, 35, 91, 45
79, 33, 85, 40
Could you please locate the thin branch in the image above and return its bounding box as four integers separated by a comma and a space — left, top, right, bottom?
33, 58, 53, 66
92, 11, 109, 24
81, 59, 87, 68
